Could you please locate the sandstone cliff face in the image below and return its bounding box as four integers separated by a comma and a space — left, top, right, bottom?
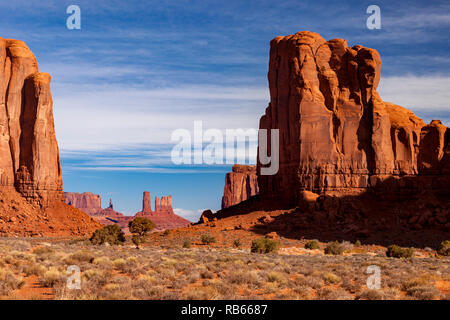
257, 31, 450, 203
0, 38, 101, 237
221, 165, 259, 209
66, 190, 190, 232
64, 192, 102, 215
0, 38, 62, 206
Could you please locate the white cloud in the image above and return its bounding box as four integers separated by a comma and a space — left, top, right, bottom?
52, 83, 266, 151
378, 76, 450, 124
173, 208, 205, 222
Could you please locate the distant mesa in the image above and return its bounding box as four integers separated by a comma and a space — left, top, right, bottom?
65, 191, 191, 232
256, 31, 450, 204
0, 37, 101, 237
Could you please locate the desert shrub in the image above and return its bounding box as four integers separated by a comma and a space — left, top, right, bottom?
406, 285, 441, 300
437, 240, 450, 256
305, 240, 320, 250
32, 246, 54, 255
112, 258, 127, 269
66, 250, 95, 264
92, 256, 112, 268
129, 217, 156, 248
0, 270, 25, 295
386, 245, 414, 258
83, 269, 111, 286
90, 224, 125, 245
32, 246, 55, 261
355, 240, 362, 246
200, 270, 214, 279
324, 241, 345, 255
317, 287, 352, 300
357, 289, 386, 300
182, 239, 191, 248
322, 272, 341, 284
163, 230, 171, 236
201, 234, 216, 245
267, 271, 286, 284
233, 239, 241, 248
40, 268, 64, 287
23, 264, 46, 277
251, 237, 279, 254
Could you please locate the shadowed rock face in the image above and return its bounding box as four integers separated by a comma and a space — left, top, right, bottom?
0, 38, 62, 207
257, 31, 450, 203
222, 165, 259, 209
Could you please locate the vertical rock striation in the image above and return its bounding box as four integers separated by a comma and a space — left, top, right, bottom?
0, 38, 63, 206
257, 31, 450, 204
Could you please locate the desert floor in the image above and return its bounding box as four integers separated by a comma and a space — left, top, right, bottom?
0, 233, 448, 300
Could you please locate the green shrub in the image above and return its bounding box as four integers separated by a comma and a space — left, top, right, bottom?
324, 241, 345, 255
355, 240, 362, 246
251, 237, 279, 254
201, 234, 216, 245
182, 239, 191, 248
90, 224, 125, 245
233, 239, 241, 248
305, 240, 320, 250
129, 217, 156, 248
386, 245, 414, 258
437, 240, 450, 256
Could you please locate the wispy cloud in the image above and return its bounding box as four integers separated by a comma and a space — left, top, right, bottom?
173, 208, 204, 222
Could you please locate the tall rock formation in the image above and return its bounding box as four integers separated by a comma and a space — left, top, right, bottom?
222, 165, 259, 209
0, 38, 63, 206
0, 37, 101, 236
257, 31, 450, 203
142, 191, 152, 213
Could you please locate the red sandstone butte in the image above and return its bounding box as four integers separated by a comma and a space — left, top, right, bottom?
257, 31, 450, 204
222, 165, 259, 209
135, 191, 190, 230
0, 38, 101, 236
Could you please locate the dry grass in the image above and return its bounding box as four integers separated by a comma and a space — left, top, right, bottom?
0, 238, 447, 300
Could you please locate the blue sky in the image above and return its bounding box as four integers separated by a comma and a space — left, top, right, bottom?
1, 0, 449, 220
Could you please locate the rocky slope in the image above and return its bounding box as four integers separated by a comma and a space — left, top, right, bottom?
0, 37, 101, 236
221, 165, 259, 209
